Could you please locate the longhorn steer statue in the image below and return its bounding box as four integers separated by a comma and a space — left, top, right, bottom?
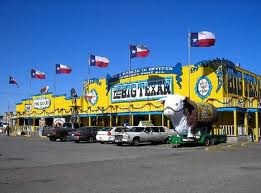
159, 94, 217, 138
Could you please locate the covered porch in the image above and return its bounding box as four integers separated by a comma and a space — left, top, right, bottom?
214, 107, 261, 143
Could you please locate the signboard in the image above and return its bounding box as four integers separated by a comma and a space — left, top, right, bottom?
195, 76, 212, 99
53, 118, 65, 126
111, 78, 172, 103
33, 97, 51, 109
85, 89, 98, 105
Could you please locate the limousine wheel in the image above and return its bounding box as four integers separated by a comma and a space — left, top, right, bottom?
132, 137, 140, 146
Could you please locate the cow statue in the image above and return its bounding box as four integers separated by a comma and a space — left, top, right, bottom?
159, 94, 217, 138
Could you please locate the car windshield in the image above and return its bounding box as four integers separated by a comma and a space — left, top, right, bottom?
115, 127, 128, 132
100, 127, 112, 131
127, 127, 144, 132
77, 127, 91, 132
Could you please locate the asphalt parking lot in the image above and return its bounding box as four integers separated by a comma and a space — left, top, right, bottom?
0, 135, 261, 193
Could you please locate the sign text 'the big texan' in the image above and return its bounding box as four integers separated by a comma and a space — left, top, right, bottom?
111, 78, 172, 102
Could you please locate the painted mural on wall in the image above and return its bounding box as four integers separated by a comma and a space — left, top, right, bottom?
111, 77, 172, 103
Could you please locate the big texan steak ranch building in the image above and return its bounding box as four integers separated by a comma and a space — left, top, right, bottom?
12, 59, 261, 143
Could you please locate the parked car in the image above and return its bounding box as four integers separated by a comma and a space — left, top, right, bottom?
114, 126, 171, 146
96, 126, 128, 143
46, 122, 85, 142
67, 126, 101, 143
42, 126, 53, 136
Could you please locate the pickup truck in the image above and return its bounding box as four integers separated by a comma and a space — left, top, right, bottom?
46, 122, 85, 142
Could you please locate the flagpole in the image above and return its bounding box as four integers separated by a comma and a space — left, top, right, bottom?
128, 44, 132, 126
87, 53, 91, 96
29, 69, 32, 132
88, 53, 91, 85
87, 53, 91, 124
8, 75, 10, 119
54, 64, 56, 117
188, 30, 191, 99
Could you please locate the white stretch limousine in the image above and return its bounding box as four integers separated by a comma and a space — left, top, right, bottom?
114, 125, 175, 146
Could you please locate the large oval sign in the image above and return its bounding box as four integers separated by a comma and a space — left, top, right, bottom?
33, 97, 51, 109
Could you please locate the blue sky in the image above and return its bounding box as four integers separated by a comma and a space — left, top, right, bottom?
0, 0, 260, 115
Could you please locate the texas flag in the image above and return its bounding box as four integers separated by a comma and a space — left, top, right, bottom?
9, 76, 19, 87
56, 64, 72, 74
89, 55, 109, 68
31, 69, 46, 79
130, 45, 150, 58
190, 31, 216, 47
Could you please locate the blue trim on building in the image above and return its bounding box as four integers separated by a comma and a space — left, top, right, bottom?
247, 108, 261, 113
79, 111, 163, 117
217, 107, 247, 112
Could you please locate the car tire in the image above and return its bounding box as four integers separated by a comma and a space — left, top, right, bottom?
60, 136, 67, 142
75, 140, 80, 143
49, 137, 56, 141
88, 137, 94, 143
132, 137, 140, 146
100, 141, 105, 144
210, 138, 215, 146
204, 138, 210, 146
116, 143, 123, 146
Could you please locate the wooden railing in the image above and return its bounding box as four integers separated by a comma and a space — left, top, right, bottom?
213, 125, 248, 136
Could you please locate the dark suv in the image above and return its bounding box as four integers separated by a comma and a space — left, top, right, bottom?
47, 122, 85, 142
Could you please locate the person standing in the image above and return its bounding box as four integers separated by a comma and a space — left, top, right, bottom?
5, 124, 11, 136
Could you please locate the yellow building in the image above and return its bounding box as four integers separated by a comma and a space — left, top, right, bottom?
13, 58, 260, 142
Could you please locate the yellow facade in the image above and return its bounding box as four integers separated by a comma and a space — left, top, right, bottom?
13, 59, 261, 142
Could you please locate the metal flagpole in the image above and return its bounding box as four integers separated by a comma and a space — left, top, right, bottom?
188, 30, 191, 99
29, 68, 32, 132
88, 53, 91, 87
54, 65, 56, 117
87, 53, 91, 125
87, 53, 91, 98
128, 44, 132, 126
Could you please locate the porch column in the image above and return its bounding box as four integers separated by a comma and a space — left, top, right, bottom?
109, 114, 112, 127
115, 116, 118, 126
244, 113, 248, 136
88, 116, 91, 126
131, 114, 134, 126
161, 113, 164, 126
233, 110, 238, 136
32, 118, 36, 132
148, 114, 151, 121
254, 111, 259, 142
167, 119, 170, 129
